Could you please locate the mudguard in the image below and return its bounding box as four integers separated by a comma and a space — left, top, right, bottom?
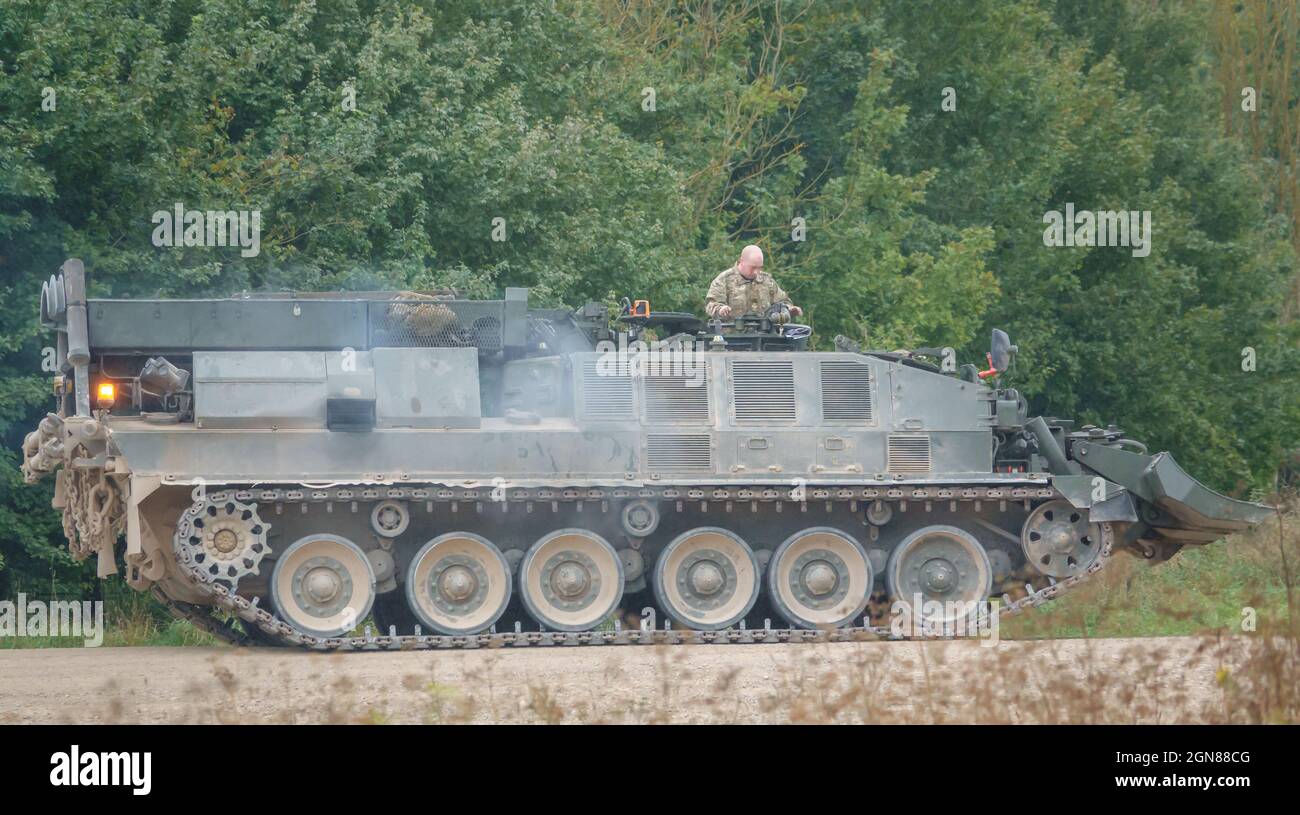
1049, 474, 1138, 522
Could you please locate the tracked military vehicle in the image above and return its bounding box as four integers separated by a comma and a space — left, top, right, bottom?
21, 258, 1272, 649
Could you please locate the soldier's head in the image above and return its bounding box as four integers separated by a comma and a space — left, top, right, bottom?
736, 245, 764, 280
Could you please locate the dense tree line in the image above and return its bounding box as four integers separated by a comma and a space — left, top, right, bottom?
1, 0, 1297, 596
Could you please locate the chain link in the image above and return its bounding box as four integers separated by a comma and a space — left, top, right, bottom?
61, 467, 127, 562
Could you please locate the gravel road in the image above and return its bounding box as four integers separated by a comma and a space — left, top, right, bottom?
0, 635, 1250, 724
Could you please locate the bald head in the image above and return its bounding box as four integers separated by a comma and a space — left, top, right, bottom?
736, 244, 764, 279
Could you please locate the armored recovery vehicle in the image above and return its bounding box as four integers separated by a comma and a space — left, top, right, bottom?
22, 259, 1272, 649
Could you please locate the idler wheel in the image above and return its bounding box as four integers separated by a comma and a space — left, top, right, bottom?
1021, 500, 1102, 578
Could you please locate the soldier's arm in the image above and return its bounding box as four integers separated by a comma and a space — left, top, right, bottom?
705, 273, 728, 317
771, 278, 792, 306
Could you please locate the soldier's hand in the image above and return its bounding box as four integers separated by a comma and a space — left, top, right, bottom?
716, 305, 733, 319
789, 305, 803, 318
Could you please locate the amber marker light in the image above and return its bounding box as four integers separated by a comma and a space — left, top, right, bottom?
96, 381, 116, 408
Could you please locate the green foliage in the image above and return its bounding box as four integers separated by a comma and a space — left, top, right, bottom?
0, 0, 1295, 595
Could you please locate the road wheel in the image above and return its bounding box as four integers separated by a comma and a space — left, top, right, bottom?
270, 534, 375, 638
519, 529, 623, 632
654, 527, 759, 631
769, 527, 872, 629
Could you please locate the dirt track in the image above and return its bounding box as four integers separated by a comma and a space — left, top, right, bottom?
0, 635, 1254, 724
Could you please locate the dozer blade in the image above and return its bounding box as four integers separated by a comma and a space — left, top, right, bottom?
1071, 442, 1274, 535
1142, 452, 1273, 532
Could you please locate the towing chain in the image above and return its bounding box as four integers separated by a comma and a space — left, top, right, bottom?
62, 467, 127, 563
163, 484, 1115, 651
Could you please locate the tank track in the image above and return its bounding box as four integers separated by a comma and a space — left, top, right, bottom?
149, 585, 251, 646
161, 483, 1115, 651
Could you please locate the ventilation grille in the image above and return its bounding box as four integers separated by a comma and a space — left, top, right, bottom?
644, 435, 713, 472
820, 361, 873, 422
731, 359, 796, 421
369, 300, 503, 350
642, 374, 711, 424
887, 434, 932, 473
578, 359, 635, 421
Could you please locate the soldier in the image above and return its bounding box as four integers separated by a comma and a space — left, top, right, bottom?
705, 245, 802, 320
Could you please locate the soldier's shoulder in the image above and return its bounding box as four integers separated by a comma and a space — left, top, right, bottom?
710, 267, 737, 283
755, 270, 776, 284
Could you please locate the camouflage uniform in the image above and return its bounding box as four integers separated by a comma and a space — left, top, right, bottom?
705, 265, 792, 318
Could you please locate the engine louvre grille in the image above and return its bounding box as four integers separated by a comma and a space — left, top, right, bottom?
644, 434, 713, 472
731, 359, 796, 421
642, 374, 711, 424
578, 359, 635, 421
820, 361, 873, 422
887, 434, 932, 473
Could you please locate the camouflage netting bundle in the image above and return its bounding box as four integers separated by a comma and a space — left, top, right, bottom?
388, 291, 459, 338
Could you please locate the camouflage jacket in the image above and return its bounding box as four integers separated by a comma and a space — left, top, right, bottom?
705, 266, 792, 317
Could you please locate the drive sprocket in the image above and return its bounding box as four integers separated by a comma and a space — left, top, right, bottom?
173, 495, 271, 588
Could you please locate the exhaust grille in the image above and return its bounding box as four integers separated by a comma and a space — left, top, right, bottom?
642, 373, 711, 424
578, 359, 635, 421
820, 361, 873, 422
644, 434, 713, 472
731, 359, 796, 421
887, 434, 932, 473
